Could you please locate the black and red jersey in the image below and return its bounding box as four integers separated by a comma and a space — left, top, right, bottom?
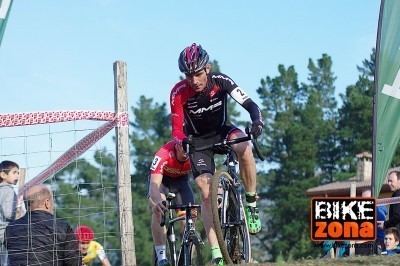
150, 141, 191, 178
170, 72, 263, 142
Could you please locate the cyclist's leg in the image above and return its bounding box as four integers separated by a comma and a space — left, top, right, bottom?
228, 128, 261, 235
169, 175, 195, 234
148, 175, 170, 263
189, 143, 224, 263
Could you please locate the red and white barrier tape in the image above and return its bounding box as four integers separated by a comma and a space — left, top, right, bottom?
377, 196, 400, 206
0, 110, 122, 128
17, 110, 128, 195
18, 119, 117, 195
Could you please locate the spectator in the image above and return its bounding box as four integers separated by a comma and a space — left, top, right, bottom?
381, 227, 400, 255
0, 160, 21, 266
378, 171, 400, 230
75, 225, 112, 266
360, 189, 388, 254
5, 184, 80, 265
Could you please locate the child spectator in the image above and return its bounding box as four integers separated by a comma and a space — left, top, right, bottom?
0, 160, 20, 265
381, 227, 400, 255
75, 225, 112, 266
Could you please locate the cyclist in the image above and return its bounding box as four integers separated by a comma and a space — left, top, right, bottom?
75, 225, 112, 266
170, 43, 264, 264
148, 140, 195, 266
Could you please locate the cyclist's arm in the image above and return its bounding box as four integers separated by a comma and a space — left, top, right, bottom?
170, 84, 187, 144
90, 241, 111, 266
215, 73, 263, 124
100, 257, 112, 266
148, 173, 164, 209
229, 86, 263, 124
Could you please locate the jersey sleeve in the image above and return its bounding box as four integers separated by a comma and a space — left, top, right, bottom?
170, 83, 187, 143
150, 146, 168, 175
93, 241, 107, 260
219, 75, 262, 124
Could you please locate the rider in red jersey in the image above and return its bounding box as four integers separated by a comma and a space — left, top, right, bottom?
148, 141, 195, 266
170, 43, 264, 265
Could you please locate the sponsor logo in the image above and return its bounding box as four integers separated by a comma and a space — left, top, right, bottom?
171, 84, 186, 106
196, 159, 207, 167
212, 74, 234, 85
189, 101, 222, 114
164, 166, 190, 175
310, 197, 376, 241
210, 85, 219, 99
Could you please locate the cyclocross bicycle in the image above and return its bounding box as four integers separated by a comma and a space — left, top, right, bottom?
154, 192, 204, 266
189, 125, 265, 264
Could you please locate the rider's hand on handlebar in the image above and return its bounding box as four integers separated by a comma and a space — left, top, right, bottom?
251, 120, 264, 138
182, 137, 194, 154
154, 200, 168, 214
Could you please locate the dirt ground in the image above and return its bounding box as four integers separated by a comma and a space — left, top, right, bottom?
240, 255, 400, 266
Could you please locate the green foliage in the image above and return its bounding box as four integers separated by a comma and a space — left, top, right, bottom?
256, 55, 339, 261
337, 50, 375, 176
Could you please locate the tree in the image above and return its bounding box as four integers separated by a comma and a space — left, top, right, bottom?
304, 54, 339, 184
256, 57, 338, 261
337, 49, 375, 178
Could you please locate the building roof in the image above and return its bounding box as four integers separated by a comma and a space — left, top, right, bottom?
306, 179, 390, 197
356, 152, 372, 159
305, 166, 400, 197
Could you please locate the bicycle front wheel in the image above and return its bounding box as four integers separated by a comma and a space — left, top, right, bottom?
210, 170, 252, 264
178, 238, 204, 266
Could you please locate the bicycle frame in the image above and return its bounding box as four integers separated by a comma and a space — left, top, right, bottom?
219, 149, 246, 229
187, 125, 264, 264
160, 193, 204, 266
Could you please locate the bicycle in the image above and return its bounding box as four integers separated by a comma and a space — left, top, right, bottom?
188, 125, 265, 264
154, 192, 204, 266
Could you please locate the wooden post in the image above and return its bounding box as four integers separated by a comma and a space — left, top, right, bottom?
114, 61, 136, 265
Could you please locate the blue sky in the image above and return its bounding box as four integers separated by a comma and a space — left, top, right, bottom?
0, 1, 381, 180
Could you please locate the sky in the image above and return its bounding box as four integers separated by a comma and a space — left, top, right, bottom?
0, 1, 381, 181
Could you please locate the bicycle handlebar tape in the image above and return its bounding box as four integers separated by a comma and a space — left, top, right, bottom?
160, 201, 167, 227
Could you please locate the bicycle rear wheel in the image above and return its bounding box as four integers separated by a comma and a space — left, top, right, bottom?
211, 170, 251, 264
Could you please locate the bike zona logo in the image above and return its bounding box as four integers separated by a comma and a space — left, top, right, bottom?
310, 197, 376, 241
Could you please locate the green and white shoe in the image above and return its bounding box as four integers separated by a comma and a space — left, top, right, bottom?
211, 257, 225, 265
245, 205, 261, 234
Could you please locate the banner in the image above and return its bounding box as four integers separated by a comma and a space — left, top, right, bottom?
0, 0, 13, 47
373, 0, 400, 197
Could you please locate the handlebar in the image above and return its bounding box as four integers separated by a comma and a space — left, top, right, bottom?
160, 202, 201, 227
188, 125, 265, 161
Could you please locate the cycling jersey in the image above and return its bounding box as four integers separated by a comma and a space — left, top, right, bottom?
150, 141, 191, 178
82, 240, 107, 264
148, 141, 195, 217
170, 72, 263, 143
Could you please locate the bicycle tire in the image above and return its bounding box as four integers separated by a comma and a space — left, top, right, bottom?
177, 238, 204, 266
211, 170, 252, 264
188, 239, 204, 266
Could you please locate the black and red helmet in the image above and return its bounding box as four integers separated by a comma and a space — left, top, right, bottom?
178, 43, 209, 74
